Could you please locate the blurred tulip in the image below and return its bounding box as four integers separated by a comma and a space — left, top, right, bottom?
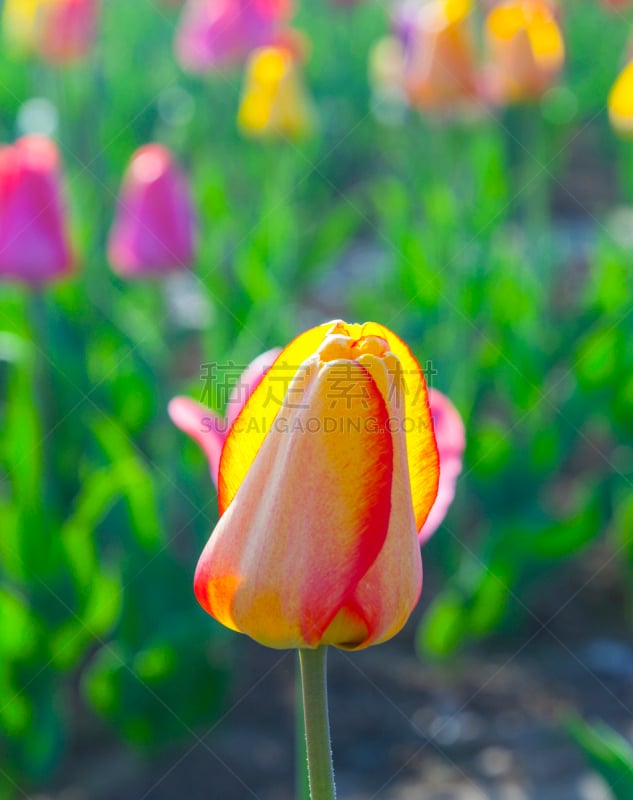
175, 0, 292, 73
484, 0, 565, 103
238, 45, 315, 139
171, 321, 446, 650
108, 144, 197, 278
2, 0, 44, 53
0, 135, 74, 285
609, 60, 633, 137
376, 0, 478, 112
2, 0, 98, 64
35, 0, 99, 65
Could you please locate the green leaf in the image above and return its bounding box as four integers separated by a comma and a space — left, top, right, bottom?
417, 590, 469, 660
0, 589, 39, 662
468, 562, 515, 636
60, 465, 121, 590
567, 716, 633, 800
90, 418, 162, 550
523, 495, 602, 560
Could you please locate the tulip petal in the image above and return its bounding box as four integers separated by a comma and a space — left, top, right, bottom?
195, 357, 394, 648
218, 321, 338, 514
168, 397, 226, 484
419, 389, 465, 543
323, 351, 422, 649
355, 322, 440, 533
225, 347, 282, 429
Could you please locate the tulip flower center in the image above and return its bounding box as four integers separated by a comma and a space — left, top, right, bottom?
317, 333, 390, 363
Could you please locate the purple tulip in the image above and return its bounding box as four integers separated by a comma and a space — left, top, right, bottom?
108, 144, 197, 278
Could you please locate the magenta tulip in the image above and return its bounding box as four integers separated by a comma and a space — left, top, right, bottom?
0, 135, 74, 285
108, 144, 197, 278
174, 0, 292, 73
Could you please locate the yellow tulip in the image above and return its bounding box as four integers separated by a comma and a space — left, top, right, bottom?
238, 45, 315, 139
2, 0, 45, 53
609, 60, 633, 138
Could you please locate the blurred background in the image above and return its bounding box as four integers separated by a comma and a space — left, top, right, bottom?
1, 0, 633, 798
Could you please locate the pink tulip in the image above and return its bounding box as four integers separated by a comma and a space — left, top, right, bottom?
0, 135, 74, 285
36, 0, 99, 66
175, 0, 292, 73
108, 144, 197, 278
169, 346, 465, 541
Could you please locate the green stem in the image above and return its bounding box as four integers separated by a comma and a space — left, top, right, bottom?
295, 653, 311, 800
298, 647, 336, 800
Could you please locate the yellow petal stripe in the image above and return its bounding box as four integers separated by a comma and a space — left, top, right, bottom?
218, 321, 339, 514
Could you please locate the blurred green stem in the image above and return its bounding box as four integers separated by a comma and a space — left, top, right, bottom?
620, 140, 633, 203
29, 291, 52, 502
518, 105, 550, 237
298, 647, 336, 800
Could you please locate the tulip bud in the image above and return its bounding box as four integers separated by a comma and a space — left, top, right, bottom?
108, 144, 197, 278
484, 0, 565, 104
35, 0, 99, 65
375, 0, 478, 113
177, 321, 441, 650
175, 0, 292, 74
609, 59, 633, 137
238, 45, 316, 139
0, 135, 74, 285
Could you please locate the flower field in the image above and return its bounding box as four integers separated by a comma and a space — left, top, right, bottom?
1, 1, 633, 798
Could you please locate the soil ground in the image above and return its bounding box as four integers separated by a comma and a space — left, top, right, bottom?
42, 548, 633, 800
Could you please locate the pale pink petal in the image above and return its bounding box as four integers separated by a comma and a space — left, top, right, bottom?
419, 389, 465, 543
168, 397, 227, 486
225, 347, 282, 429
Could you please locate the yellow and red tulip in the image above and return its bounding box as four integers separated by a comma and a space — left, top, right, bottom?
171, 321, 451, 650
484, 0, 564, 104
238, 44, 315, 139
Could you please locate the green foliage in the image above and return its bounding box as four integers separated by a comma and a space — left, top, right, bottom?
0, 0, 632, 793
568, 717, 633, 800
